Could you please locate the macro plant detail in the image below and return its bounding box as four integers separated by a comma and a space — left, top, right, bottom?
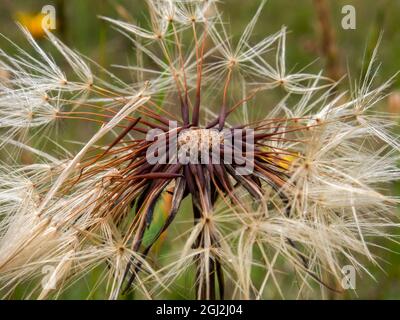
0, 0, 398, 300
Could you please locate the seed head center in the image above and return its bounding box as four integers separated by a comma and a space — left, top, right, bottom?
178, 129, 223, 152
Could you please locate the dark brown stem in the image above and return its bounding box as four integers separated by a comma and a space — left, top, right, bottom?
313, 0, 342, 82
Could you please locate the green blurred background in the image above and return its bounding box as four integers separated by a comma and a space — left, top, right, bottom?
1, 0, 400, 299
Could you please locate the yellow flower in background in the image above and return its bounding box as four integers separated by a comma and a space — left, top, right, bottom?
259, 146, 298, 171
16, 12, 48, 38
151, 189, 173, 255
278, 153, 298, 170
